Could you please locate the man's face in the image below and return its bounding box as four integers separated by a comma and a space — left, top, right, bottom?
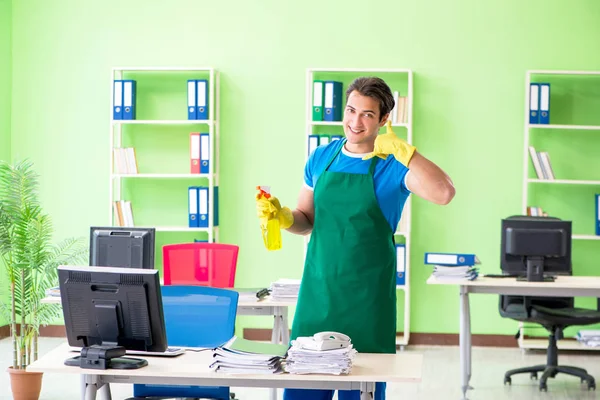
342, 91, 388, 147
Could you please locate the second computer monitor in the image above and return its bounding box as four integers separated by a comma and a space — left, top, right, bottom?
500, 216, 572, 281
89, 226, 156, 269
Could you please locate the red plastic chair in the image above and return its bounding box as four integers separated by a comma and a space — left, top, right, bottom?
162, 243, 239, 288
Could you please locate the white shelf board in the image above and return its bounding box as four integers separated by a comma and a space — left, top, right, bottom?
155, 226, 215, 232
527, 179, 600, 185
308, 68, 412, 73
112, 120, 212, 125
394, 231, 409, 236
396, 285, 407, 291
113, 67, 214, 72
573, 234, 600, 240
112, 173, 211, 179
310, 121, 408, 128
528, 70, 600, 76
520, 338, 600, 351
528, 124, 600, 131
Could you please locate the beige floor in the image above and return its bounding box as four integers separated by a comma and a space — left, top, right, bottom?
1, 337, 600, 399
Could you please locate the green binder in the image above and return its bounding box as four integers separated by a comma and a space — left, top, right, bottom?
312, 80, 325, 121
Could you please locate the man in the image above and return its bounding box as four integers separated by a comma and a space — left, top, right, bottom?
256, 77, 455, 399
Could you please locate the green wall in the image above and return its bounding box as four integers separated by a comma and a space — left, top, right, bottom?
0, 0, 11, 327
9, 0, 600, 337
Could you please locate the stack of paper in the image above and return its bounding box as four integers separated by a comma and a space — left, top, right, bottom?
270, 279, 301, 300
576, 330, 600, 347
431, 265, 479, 281
284, 339, 357, 375
209, 336, 288, 374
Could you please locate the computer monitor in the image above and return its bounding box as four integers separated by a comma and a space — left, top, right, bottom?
58, 265, 167, 370
500, 216, 572, 282
89, 226, 156, 269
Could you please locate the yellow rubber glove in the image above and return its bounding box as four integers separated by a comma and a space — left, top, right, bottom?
362, 120, 416, 166
255, 193, 294, 229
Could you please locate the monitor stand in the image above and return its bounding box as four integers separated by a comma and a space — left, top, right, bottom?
516, 257, 556, 282
64, 345, 148, 370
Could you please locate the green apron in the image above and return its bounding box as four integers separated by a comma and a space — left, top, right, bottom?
291, 142, 397, 354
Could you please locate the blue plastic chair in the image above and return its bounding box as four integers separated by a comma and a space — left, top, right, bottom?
131, 285, 239, 400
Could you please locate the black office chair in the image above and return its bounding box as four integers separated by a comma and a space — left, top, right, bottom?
500, 295, 600, 391
498, 215, 600, 392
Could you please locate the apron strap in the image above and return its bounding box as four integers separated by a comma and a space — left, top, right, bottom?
368, 156, 378, 175
324, 139, 345, 171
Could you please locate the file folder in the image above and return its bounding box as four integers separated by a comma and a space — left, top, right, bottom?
200, 133, 210, 174
596, 194, 600, 236
196, 79, 209, 120
312, 80, 325, 121
424, 252, 480, 266
198, 186, 209, 228
187, 80, 197, 120
324, 81, 343, 122
319, 135, 330, 146
529, 83, 540, 124
122, 80, 137, 120
113, 80, 123, 120
331, 135, 343, 141
308, 135, 320, 156
190, 133, 200, 173
539, 83, 550, 124
188, 186, 199, 228
396, 244, 406, 286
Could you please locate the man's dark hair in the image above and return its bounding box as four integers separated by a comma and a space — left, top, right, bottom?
345, 77, 395, 122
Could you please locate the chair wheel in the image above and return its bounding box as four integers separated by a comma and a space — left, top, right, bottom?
530, 372, 538, 380
539, 382, 547, 392
504, 376, 511, 385
588, 381, 596, 391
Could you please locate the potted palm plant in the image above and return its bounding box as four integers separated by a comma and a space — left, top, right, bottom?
0, 159, 87, 400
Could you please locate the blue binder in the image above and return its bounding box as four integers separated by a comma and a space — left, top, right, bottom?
529, 83, 540, 124
187, 80, 197, 120
113, 80, 123, 120
596, 194, 600, 236
122, 80, 137, 120
424, 252, 480, 266
196, 80, 209, 120
396, 244, 406, 286
200, 133, 210, 174
539, 83, 550, 124
324, 81, 343, 122
198, 186, 209, 228
188, 186, 199, 228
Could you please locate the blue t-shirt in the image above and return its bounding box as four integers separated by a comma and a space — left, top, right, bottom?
304, 139, 411, 232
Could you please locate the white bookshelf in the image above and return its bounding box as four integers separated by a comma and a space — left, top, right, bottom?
520, 69, 600, 350
305, 68, 414, 348
110, 67, 220, 243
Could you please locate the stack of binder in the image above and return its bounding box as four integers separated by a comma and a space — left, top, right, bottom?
209, 336, 288, 374
270, 279, 301, 300
285, 336, 357, 375
425, 252, 480, 281
576, 330, 600, 348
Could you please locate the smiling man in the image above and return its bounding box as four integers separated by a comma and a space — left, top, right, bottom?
256, 77, 455, 400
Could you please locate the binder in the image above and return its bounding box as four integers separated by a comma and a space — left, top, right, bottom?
308, 135, 319, 156
396, 244, 406, 286
596, 194, 600, 236
324, 81, 343, 122
187, 80, 197, 120
319, 135, 330, 146
198, 186, 209, 228
196, 79, 209, 120
200, 133, 210, 174
188, 186, 199, 228
331, 135, 343, 141
122, 80, 137, 120
539, 83, 550, 124
190, 133, 200, 173
529, 83, 540, 124
113, 80, 123, 120
312, 80, 325, 121
424, 252, 480, 266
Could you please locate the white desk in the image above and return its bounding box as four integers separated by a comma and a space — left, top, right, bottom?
427, 275, 600, 400
42, 293, 295, 400
28, 342, 422, 400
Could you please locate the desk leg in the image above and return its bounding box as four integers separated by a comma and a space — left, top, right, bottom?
459, 286, 472, 399
359, 382, 375, 400
270, 310, 281, 400
281, 306, 290, 345
98, 383, 112, 400
83, 375, 111, 400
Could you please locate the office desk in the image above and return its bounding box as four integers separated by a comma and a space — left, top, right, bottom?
27, 342, 422, 400
427, 275, 600, 400
42, 293, 295, 400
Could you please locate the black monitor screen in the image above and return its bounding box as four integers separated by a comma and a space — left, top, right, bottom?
89, 227, 155, 269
